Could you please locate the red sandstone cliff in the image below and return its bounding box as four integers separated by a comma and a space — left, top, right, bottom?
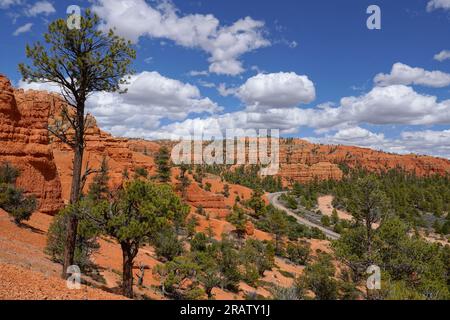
0, 75, 63, 214
278, 139, 450, 184
1, 74, 450, 214
0, 74, 157, 212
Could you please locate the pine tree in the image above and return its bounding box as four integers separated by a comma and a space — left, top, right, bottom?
19, 10, 135, 278
155, 146, 171, 182
90, 180, 189, 298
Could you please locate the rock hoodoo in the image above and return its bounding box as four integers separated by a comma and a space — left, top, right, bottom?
0, 75, 63, 214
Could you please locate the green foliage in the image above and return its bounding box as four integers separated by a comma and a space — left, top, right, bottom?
0, 162, 19, 184
156, 146, 171, 183
186, 216, 199, 238
177, 164, 191, 198
46, 201, 100, 271
216, 235, 242, 291
0, 162, 37, 225
334, 216, 450, 300
280, 193, 298, 210
134, 167, 148, 179
297, 254, 338, 300
255, 205, 325, 242
286, 241, 311, 265
223, 184, 230, 198
262, 206, 288, 253
90, 180, 189, 297
95, 180, 189, 246
201, 165, 283, 193
154, 255, 203, 300
190, 233, 209, 252
240, 239, 275, 284
331, 168, 450, 232
246, 187, 266, 217
204, 182, 212, 192
227, 205, 248, 239
271, 285, 300, 300
153, 227, 184, 261
87, 157, 110, 201
290, 179, 335, 209
19, 10, 136, 102
337, 174, 389, 228
321, 215, 331, 227
19, 9, 136, 275
331, 209, 339, 225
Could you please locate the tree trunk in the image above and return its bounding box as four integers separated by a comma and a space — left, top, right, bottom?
62, 106, 85, 279
121, 242, 135, 298
366, 215, 373, 300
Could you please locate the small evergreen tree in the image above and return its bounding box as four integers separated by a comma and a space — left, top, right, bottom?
0, 162, 37, 225
156, 146, 171, 182
90, 180, 189, 298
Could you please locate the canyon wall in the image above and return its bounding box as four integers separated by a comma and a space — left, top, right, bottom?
278, 139, 450, 183
0, 75, 63, 214
1, 74, 450, 214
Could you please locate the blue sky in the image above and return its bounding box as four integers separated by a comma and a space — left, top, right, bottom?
1, 0, 450, 158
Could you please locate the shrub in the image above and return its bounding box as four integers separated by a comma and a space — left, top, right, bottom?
286, 241, 311, 265
223, 184, 230, 198
0, 162, 20, 184
297, 253, 338, 300
46, 202, 100, 271
154, 227, 184, 261
134, 166, 148, 178
0, 162, 37, 225
190, 232, 209, 252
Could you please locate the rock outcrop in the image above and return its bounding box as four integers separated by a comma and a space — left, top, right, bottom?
51, 125, 157, 202
0, 74, 156, 212
1, 74, 450, 214
185, 183, 228, 210
0, 75, 63, 214
277, 139, 450, 184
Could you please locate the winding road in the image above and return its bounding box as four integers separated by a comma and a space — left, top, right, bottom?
267, 192, 341, 240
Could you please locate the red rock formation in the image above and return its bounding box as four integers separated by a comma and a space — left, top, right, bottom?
1, 74, 450, 214
279, 162, 343, 184
51, 118, 156, 202
0, 75, 63, 214
185, 183, 228, 210
278, 139, 450, 184
0, 74, 156, 212
245, 221, 255, 236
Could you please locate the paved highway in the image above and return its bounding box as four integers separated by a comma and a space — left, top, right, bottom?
267, 192, 341, 240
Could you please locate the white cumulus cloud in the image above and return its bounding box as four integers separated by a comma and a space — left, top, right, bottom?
374, 62, 450, 88
19, 71, 222, 138
91, 0, 270, 76
434, 50, 450, 62
236, 72, 316, 110
86, 71, 222, 137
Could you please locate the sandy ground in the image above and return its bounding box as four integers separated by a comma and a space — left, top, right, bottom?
317, 195, 353, 221
0, 263, 127, 300
0, 209, 127, 300
0, 190, 334, 301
